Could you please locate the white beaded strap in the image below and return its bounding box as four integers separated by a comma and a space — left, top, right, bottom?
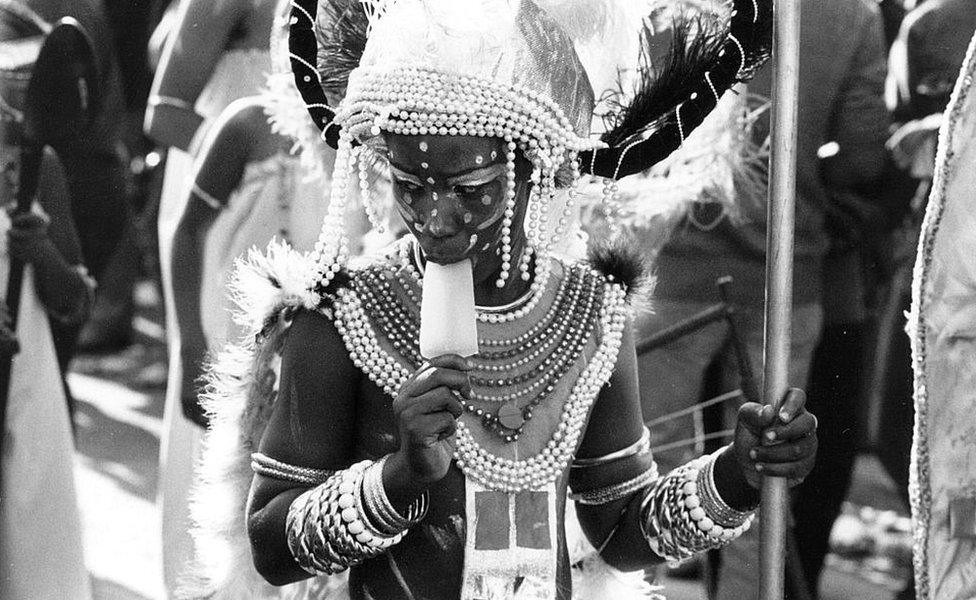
569, 462, 659, 506
148, 94, 196, 112
250, 452, 335, 485
571, 427, 650, 469
192, 183, 224, 210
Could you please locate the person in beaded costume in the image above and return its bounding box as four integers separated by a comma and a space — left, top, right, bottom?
183, 1, 819, 599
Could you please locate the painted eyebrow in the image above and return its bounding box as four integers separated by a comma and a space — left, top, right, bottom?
387, 161, 506, 184
389, 165, 424, 184
447, 163, 507, 186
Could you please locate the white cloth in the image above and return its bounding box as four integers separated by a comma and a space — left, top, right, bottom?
0, 210, 92, 600
200, 153, 329, 349
156, 47, 271, 596
909, 31, 976, 600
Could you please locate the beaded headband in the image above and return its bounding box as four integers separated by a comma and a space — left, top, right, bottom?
286, 0, 772, 296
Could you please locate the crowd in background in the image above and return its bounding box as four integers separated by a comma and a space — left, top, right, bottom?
1, 0, 975, 598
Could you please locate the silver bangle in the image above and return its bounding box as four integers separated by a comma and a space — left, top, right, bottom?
569, 462, 660, 505
361, 455, 428, 534
698, 448, 754, 528
571, 427, 650, 469
250, 452, 335, 485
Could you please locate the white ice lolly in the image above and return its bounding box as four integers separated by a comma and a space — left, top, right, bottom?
419, 259, 479, 358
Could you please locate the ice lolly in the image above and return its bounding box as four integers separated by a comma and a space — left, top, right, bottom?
419, 258, 479, 358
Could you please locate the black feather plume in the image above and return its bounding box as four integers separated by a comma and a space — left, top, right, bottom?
580, 0, 773, 179
316, 0, 369, 97
587, 237, 653, 304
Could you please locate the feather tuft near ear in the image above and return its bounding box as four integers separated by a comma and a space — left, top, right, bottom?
587, 237, 654, 306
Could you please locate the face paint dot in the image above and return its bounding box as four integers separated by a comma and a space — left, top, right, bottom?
475, 155, 484, 165
430, 209, 438, 217
481, 195, 492, 206
427, 177, 436, 185
463, 212, 473, 224
419, 141, 428, 152
405, 193, 413, 205
490, 151, 498, 160
421, 162, 429, 169
482, 243, 491, 251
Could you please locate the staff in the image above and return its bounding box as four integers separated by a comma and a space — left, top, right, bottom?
760, 0, 801, 597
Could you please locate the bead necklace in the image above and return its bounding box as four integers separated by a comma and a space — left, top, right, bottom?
330, 257, 629, 492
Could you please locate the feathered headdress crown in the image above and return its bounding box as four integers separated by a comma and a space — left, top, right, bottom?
286, 0, 771, 296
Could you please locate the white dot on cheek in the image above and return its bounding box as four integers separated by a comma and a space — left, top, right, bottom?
419, 142, 428, 152
475, 155, 484, 165
432, 192, 439, 200
481, 195, 492, 206
430, 209, 438, 218
482, 243, 490, 251
427, 177, 436, 185
421, 162, 429, 170
491, 151, 498, 160
463, 213, 473, 224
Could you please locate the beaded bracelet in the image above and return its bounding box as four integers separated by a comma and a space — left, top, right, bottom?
638, 455, 755, 562
285, 459, 428, 575
250, 452, 336, 485
569, 462, 659, 505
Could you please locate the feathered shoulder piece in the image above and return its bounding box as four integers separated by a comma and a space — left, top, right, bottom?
179, 241, 350, 600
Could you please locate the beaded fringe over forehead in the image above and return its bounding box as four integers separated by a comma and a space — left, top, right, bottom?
339, 0, 598, 153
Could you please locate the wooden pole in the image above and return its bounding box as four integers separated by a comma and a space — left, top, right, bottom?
760, 0, 801, 597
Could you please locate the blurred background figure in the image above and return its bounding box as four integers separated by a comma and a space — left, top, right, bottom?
142, 0, 291, 593
622, 0, 890, 597
0, 5, 96, 597
16, 0, 130, 409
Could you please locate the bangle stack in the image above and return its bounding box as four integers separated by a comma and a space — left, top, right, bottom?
638, 454, 755, 562
286, 458, 428, 575
697, 449, 756, 527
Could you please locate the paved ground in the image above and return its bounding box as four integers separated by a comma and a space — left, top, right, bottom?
69, 281, 910, 600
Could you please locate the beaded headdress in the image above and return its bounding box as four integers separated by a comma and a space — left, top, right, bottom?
288, 0, 772, 299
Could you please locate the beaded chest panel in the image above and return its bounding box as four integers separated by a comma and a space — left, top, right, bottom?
330, 242, 628, 493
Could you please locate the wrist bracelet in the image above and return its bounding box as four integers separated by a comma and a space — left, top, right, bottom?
697, 449, 755, 528
285, 458, 427, 575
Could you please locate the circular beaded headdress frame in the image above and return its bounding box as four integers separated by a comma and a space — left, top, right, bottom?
287, 0, 774, 298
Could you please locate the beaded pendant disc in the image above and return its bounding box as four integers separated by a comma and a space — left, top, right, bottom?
497, 402, 525, 430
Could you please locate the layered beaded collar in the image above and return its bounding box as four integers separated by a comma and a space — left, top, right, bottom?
330, 238, 629, 492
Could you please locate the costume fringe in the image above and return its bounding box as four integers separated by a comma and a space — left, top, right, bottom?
181, 240, 671, 600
